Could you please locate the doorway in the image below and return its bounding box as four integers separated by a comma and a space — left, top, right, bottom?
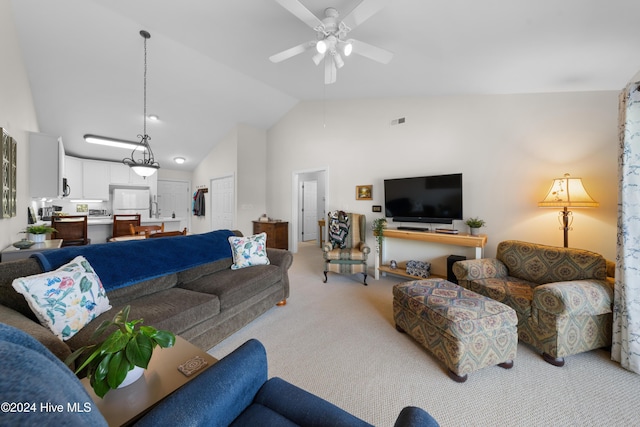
157, 179, 191, 231
291, 168, 328, 253
210, 174, 235, 231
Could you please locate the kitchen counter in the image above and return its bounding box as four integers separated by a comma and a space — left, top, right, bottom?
85, 216, 183, 226
86, 217, 185, 243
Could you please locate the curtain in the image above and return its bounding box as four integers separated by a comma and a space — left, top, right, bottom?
612, 81, 640, 373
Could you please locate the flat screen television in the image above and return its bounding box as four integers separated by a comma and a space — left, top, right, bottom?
384, 173, 463, 224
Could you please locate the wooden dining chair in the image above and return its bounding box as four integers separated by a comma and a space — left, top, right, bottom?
147, 228, 188, 238
51, 215, 90, 246
130, 223, 165, 237
112, 214, 141, 238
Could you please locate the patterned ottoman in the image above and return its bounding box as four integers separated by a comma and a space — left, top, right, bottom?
393, 278, 518, 382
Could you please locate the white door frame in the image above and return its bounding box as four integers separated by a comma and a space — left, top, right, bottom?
291, 167, 329, 253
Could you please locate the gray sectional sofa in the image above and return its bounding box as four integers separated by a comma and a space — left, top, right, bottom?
0, 230, 293, 363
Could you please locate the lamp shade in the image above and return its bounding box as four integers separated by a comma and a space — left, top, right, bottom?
538, 173, 599, 208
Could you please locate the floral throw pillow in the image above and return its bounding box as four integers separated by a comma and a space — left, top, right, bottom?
12, 256, 112, 341
228, 232, 270, 270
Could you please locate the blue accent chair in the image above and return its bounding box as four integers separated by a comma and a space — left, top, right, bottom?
0, 323, 438, 426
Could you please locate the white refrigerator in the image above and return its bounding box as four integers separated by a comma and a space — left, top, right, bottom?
112, 188, 151, 219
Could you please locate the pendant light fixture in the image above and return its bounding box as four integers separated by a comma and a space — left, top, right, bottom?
123, 30, 160, 177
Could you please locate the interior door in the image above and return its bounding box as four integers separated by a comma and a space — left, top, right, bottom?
302, 180, 317, 241
210, 175, 234, 231
157, 180, 191, 229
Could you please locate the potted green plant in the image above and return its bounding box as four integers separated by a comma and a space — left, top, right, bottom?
465, 217, 486, 236
24, 225, 57, 243
372, 217, 387, 248
65, 305, 175, 398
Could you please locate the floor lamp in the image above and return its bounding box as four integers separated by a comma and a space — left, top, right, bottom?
538, 173, 599, 248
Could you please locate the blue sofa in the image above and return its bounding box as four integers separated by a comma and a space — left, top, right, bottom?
0, 323, 438, 426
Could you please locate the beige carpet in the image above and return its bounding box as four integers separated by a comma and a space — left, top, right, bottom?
209, 242, 639, 427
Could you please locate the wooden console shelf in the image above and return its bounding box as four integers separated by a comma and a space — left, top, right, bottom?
378, 261, 446, 281
382, 229, 487, 249
374, 228, 487, 280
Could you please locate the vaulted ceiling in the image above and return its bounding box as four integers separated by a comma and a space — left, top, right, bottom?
10, 0, 640, 170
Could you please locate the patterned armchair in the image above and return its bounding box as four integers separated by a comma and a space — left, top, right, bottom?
452, 240, 614, 367
322, 211, 370, 285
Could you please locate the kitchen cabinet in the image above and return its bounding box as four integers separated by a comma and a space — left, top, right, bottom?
64, 156, 82, 199
109, 162, 130, 185
29, 133, 65, 198
63, 155, 158, 201
81, 160, 109, 200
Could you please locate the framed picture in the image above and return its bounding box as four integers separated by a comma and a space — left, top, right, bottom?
356, 185, 372, 200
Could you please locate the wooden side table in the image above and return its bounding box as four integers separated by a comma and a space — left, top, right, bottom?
1, 239, 63, 262
252, 220, 288, 250
82, 336, 216, 426
318, 219, 325, 248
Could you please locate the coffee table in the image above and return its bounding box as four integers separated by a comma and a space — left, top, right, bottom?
81, 336, 217, 426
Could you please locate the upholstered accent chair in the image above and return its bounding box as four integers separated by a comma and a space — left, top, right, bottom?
452, 240, 614, 367
322, 211, 370, 285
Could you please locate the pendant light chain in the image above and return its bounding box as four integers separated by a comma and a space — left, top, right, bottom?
122, 29, 160, 177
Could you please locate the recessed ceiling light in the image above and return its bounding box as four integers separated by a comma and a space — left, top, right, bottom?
148, 114, 159, 121
174, 157, 185, 164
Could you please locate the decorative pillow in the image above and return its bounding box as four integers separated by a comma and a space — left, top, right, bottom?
12, 256, 112, 341
228, 232, 270, 270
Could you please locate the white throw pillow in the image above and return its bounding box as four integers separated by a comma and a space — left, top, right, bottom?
228, 233, 270, 270
12, 256, 112, 340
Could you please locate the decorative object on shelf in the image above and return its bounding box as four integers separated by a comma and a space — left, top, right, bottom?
356, 185, 372, 200
465, 217, 486, 236
538, 173, 599, 248
12, 238, 35, 249
122, 30, 160, 178
372, 217, 387, 248
24, 225, 57, 243
65, 305, 175, 398
406, 260, 431, 278
258, 214, 269, 222
390, 260, 397, 269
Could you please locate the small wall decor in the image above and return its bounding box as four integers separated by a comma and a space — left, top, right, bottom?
1, 128, 17, 219
356, 185, 372, 200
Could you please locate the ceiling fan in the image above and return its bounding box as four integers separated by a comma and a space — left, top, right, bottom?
269, 0, 393, 84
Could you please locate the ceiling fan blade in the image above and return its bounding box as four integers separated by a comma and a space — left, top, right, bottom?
269, 41, 315, 63
350, 39, 393, 64
324, 57, 337, 84
274, 0, 323, 29
341, 0, 388, 29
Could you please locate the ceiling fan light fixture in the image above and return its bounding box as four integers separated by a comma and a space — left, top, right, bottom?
342, 40, 353, 57
316, 39, 327, 54
333, 52, 344, 68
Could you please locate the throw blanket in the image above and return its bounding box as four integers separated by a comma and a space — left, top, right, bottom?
32, 230, 235, 292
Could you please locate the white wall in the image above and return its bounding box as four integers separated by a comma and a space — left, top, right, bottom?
267, 92, 619, 267
237, 124, 267, 235
0, 1, 39, 249
191, 127, 238, 235
190, 124, 267, 237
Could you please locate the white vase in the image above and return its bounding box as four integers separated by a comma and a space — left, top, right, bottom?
117, 365, 144, 388
470, 228, 480, 236
29, 233, 46, 243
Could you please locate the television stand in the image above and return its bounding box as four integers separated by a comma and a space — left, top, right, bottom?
374, 229, 487, 280
397, 226, 429, 232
